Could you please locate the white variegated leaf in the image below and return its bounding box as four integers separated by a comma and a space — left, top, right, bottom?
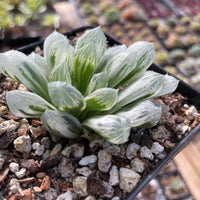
43, 31, 73, 70
6, 90, 56, 118
85, 88, 118, 111
110, 71, 165, 113
153, 74, 179, 97
0, 50, 50, 101
84, 72, 108, 96
48, 81, 85, 111
117, 100, 162, 128
75, 26, 107, 63
41, 109, 82, 139
50, 62, 71, 84
83, 115, 131, 144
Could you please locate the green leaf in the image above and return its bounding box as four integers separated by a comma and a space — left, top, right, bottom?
0, 50, 50, 101
95, 44, 127, 73
153, 74, 179, 97
50, 61, 71, 84
110, 71, 165, 113
116, 100, 162, 128
116, 41, 155, 87
48, 81, 86, 111
73, 43, 97, 94
43, 31, 73, 70
41, 109, 82, 139
84, 72, 108, 96
28, 52, 49, 80
85, 88, 118, 111
75, 26, 107, 63
6, 90, 56, 118
83, 115, 131, 144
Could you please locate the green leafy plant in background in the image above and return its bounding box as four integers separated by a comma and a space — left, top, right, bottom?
0, 27, 179, 144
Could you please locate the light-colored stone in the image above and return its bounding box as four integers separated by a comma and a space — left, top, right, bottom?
185, 105, 198, 120
150, 126, 171, 143
41, 137, 51, 149
151, 142, 164, 155
56, 191, 74, 200
32, 142, 45, 156
126, 143, 140, 159
176, 124, 190, 135
79, 155, 97, 166
59, 158, 74, 178
76, 167, 92, 177
98, 149, 112, 173
9, 178, 22, 194
131, 158, 145, 173
9, 162, 19, 173
140, 146, 154, 160
119, 168, 141, 193
72, 144, 85, 159
0, 106, 8, 115
14, 135, 32, 153
0, 119, 19, 136
112, 197, 120, 200
50, 144, 62, 157
33, 186, 42, 193
15, 168, 26, 179
73, 176, 88, 197
61, 146, 71, 157
109, 165, 119, 186
107, 144, 121, 156
44, 188, 57, 200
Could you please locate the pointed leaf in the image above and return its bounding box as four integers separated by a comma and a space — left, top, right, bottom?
85, 88, 118, 111
50, 62, 71, 84
83, 115, 131, 144
48, 82, 85, 111
117, 100, 162, 128
28, 52, 49, 80
75, 26, 107, 63
84, 72, 108, 96
43, 31, 73, 70
41, 109, 82, 139
6, 90, 56, 118
0, 50, 50, 101
110, 71, 165, 113
153, 74, 179, 97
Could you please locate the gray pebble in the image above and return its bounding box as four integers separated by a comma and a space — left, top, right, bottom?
44, 188, 57, 200
151, 142, 164, 155
79, 155, 97, 166
140, 146, 154, 160
76, 167, 92, 177
14, 135, 32, 153
112, 197, 120, 200
15, 168, 26, 179
9, 162, 19, 173
9, 178, 22, 194
73, 176, 88, 197
56, 191, 74, 200
98, 149, 112, 173
41, 137, 51, 149
59, 158, 74, 178
126, 143, 140, 159
131, 158, 145, 173
109, 165, 119, 186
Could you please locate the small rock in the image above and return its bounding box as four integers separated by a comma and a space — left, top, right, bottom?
30, 126, 46, 138
185, 106, 198, 120
61, 146, 72, 157
15, 168, 26, 179
9, 162, 19, 173
9, 178, 22, 194
33, 143, 45, 156
40, 176, 51, 191
32, 142, 40, 150
73, 176, 88, 197
140, 146, 154, 160
33, 186, 42, 193
84, 195, 96, 200
131, 158, 145, 173
72, 144, 85, 159
41, 137, 51, 149
119, 168, 141, 193
126, 143, 140, 159
112, 197, 120, 200
56, 191, 74, 200
76, 167, 92, 177
120, 143, 128, 157
0, 157, 5, 170
79, 155, 97, 166
98, 149, 112, 173
164, 140, 176, 149
87, 176, 114, 198
44, 188, 57, 200
42, 150, 50, 160
0, 120, 19, 136
0, 106, 8, 115
19, 189, 32, 200
36, 172, 46, 179
50, 144, 62, 157
151, 142, 164, 155
14, 135, 32, 153
20, 159, 39, 173
109, 165, 119, 186
176, 124, 190, 135
150, 126, 172, 143
107, 145, 121, 156
59, 158, 74, 178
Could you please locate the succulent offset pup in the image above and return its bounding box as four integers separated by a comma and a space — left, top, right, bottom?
0, 27, 179, 144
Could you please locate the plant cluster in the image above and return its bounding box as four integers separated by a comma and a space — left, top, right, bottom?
0, 27, 179, 144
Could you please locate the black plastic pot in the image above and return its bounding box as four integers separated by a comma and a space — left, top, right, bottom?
17, 26, 200, 199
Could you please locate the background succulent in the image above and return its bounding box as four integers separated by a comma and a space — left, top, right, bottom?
0, 27, 178, 144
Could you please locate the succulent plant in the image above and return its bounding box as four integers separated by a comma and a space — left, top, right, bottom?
157, 24, 169, 37
88, 15, 99, 25
183, 34, 198, 46
0, 27, 179, 144
155, 50, 168, 65
83, 2, 93, 15
174, 25, 187, 35
166, 17, 177, 27
166, 34, 182, 48
148, 18, 159, 29
104, 7, 120, 23
180, 16, 191, 25
188, 44, 200, 57
190, 21, 200, 32
169, 49, 186, 61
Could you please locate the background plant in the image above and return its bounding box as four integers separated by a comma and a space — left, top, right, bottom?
0, 27, 179, 144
